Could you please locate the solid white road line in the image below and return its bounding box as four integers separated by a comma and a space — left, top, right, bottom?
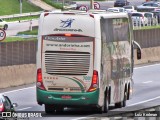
142, 81, 152, 84
134, 63, 160, 69
18, 107, 32, 111
128, 96, 160, 107
1, 86, 35, 94
71, 117, 89, 120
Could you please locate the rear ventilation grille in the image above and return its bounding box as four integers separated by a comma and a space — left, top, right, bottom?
45, 51, 90, 75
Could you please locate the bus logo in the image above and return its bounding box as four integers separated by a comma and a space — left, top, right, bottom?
60, 19, 75, 28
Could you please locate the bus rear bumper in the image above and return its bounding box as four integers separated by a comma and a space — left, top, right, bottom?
37, 88, 99, 107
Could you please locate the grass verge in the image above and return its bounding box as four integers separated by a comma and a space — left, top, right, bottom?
2, 37, 37, 43
134, 25, 160, 30
0, 0, 42, 16
42, 0, 63, 9
18, 26, 38, 35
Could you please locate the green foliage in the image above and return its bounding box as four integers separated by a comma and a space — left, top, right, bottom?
18, 26, 38, 35
0, 0, 42, 15
134, 25, 160, 30
2, 37, 37, 43
42, 0, 63, 9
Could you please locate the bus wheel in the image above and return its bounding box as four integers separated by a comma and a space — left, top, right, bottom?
115, 102, 122, 108
123, 92, 127, 107
104, 93, 109, 113
45, 104, 55, 114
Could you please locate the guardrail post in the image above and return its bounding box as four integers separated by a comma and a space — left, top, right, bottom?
136, 17, 138, 27
132, 18, 134, 29
156, 16, 158, 26
29, 19, 32, 31
139, 18, 141, 29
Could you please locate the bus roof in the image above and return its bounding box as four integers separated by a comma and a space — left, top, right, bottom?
39, 10, 129, 37
42, 10, 129, 18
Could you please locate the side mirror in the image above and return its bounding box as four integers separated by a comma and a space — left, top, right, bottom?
133, 40, 142, 60
12, 103, 18, 107
137, 48, 141, 60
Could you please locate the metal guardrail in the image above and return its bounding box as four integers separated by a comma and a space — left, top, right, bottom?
83, 105, 160, 120
0, 11, 42, 19
132, 16, 159, 29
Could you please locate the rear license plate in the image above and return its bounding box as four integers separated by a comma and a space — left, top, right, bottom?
61, 95, 72, 99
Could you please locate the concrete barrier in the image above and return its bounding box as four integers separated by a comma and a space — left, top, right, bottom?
135, 46, 160, 65
0, 64, 36, 89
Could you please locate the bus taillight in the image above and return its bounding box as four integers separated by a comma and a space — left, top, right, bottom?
0, 103, 4, 112
87, 70, 99, 92
37, 68, 46, 90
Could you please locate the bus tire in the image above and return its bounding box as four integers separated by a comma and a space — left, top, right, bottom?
45, 104, 55, 114
123, 92, 127, 107
127, 85, 130, 100
115, 102, 122, 108
104, 92, 109, 113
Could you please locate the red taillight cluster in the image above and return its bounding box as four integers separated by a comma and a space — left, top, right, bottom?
37, 68, 46, 90
87, 70, 99, 92
0, 103, 4, 112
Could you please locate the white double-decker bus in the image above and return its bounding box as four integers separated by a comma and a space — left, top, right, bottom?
36, 10, 141, 113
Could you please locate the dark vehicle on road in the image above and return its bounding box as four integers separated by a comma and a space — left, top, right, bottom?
144, 12, 157, 25
0, 94, 17, 118
136, 2, 160, 12
151, 11, 160, 23
114, 0, 130, 7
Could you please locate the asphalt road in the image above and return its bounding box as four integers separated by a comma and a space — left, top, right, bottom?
6, 20, 38, 37
1, 63, 160, 120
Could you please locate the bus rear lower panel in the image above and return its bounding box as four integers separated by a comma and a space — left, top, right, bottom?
37, 88, 99, 107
